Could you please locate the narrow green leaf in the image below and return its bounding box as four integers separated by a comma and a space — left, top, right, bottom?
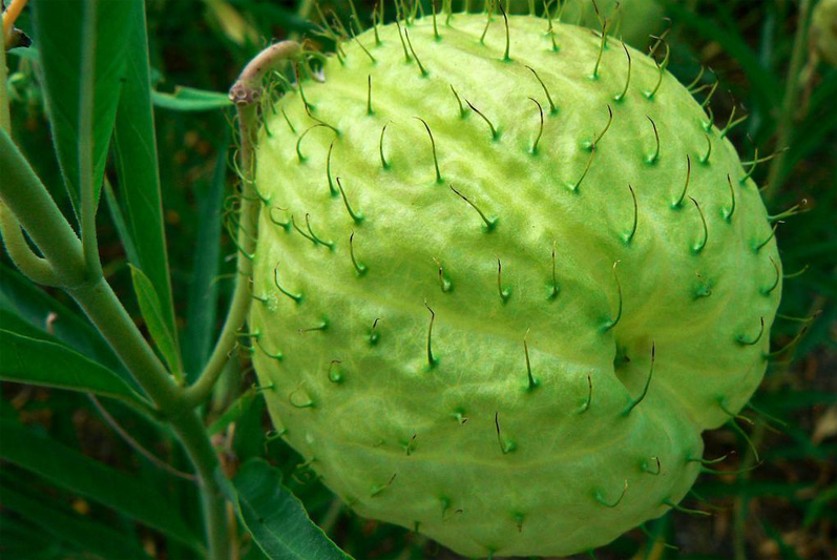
0, 328, 144, 405
103, 179, 140, 265
183, 140, 228, 378
129, 264, 183, 377
234, 458, 351, 560
152, 86, 233, 111
31, 0, 132, 213
111, 0, 179, 354
1, 484, 151, 560
0, 419, 202, 551
0, 263, 127, 378
208, 386, 257, 436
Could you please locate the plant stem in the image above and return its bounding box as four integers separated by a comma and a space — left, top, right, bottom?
0, 208, 61, 286
764, 0, 811, 201
0, 129, 87, 287
67, 277, 229, 560
1, 33, 10, 132
183, 41, 301, 409
170, 412, 229, 560
2, 0, 30, 44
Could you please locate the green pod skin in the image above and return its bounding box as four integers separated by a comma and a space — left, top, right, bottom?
250, 13, 781, 558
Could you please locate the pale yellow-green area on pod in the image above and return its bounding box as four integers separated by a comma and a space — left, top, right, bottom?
250, 13, 780, 558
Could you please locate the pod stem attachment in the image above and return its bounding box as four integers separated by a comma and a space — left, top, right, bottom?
186, 40, 302, 408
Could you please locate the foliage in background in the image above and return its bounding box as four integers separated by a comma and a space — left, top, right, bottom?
1, 0, 835, 559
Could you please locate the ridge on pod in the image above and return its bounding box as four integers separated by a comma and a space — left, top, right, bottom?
247, 9, 781, 558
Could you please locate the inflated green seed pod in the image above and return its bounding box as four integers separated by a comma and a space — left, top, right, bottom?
249, 12, 780, 558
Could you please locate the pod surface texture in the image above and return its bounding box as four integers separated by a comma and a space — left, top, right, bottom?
250, 13, 781, 558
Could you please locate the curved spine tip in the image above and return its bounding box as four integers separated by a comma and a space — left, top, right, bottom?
526, 65, 557, 114
424, 300, 438, 368
736, 316, 765, 346
622, 184, 638, 245
614, 41, 632, 102
274, 262, 303, 303
465, 99, 500, 141
595, 479, 628, 508
601, 261, 623, 332
349, 231, 368, 275
497, 257, 511, 303
528, 97, 544, 154
335, 176, 364, 224
623, 342, 655, 415
415, 117, 443, 183
645, 116, 660, 164
494, 411, 516, 454
688, 196, 708, 255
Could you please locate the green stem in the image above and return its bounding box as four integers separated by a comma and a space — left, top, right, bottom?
0, 207, 61, 286
0, 128, 86, 287
0, 32, 50, 285
764, 0, 811, 201
170, 412, 229, 560
1, 34, 11, 133
184, 41, 301, 409
181, 104, 258, 409
67, 278, 182, 408
67, 277, 229, 560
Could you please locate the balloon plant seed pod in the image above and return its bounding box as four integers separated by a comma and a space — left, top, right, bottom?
239, 7, 782, 558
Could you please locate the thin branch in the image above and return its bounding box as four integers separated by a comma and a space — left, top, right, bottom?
184, 40, 302, 408
89, 395, 196, 481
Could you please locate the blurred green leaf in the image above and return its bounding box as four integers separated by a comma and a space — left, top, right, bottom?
0, 327, 145, 406
234, 458, 351, 560
0, 511, 58, 559
760, 519, 803, 560
183, 139, 228, 378
664, 2, 781, 115
755, 390, 837, 411
234, 388, 269, 462
0, 482, 151, 560
153, 86, 233, 111
30, 0, 132, 213
111, 0, 179, 355
0, 418, 202, 551
803, 484, 837, 528
129, 264, 182, 377
7, 46, 39, 61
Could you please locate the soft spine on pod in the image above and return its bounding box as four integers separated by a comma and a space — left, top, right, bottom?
246, 7, 782, 558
